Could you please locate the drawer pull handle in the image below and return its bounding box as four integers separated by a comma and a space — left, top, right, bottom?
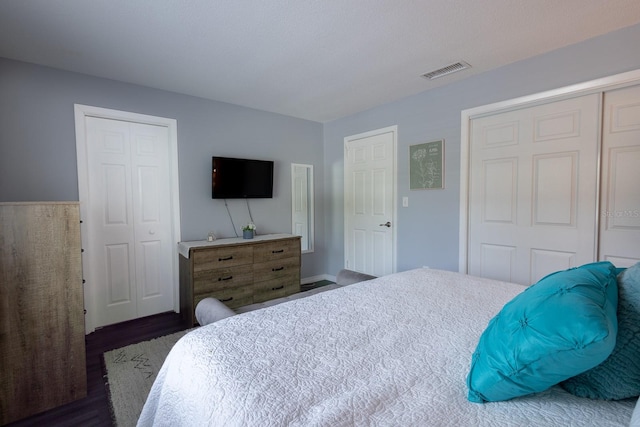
272, 267, 284, 272
219, 297, 233, 302
218, 276, 233, 281
219, 256, 233, 261
272, 249, 284, 254
272, 285, 284, 291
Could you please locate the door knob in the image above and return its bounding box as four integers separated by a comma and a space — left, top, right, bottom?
149, 229, 156, 235
379, 221, 391, 228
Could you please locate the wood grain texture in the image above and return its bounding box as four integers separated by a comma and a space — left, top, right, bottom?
252, 275, 300, 303
253, 238, 300, 263
192, 245, 253, 272
181, 235, 301, 326
0, 202, 86, 425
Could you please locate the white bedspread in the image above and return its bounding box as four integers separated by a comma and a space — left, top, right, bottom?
138, 268, 635, 426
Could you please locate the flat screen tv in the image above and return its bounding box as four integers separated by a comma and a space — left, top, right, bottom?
212, 156, 274, 199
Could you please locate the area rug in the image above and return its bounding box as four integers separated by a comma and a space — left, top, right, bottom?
103, 285, 340, 426
103, 328, 194, 427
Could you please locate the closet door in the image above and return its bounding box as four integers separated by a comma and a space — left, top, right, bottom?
84, 117, 175, 328
468, 94, 600, 285
600, 85, 640, 266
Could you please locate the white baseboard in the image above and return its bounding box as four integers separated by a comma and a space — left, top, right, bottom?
301, 273, 336, 285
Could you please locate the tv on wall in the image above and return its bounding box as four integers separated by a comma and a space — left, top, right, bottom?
212, 156, 274, 199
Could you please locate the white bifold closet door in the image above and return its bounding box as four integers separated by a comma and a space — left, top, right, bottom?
599, 85, 640, 267
468, 94, 601, 286
85, 117, 175, 328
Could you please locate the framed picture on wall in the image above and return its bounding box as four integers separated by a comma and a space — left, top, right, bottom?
409, 139, 444, 190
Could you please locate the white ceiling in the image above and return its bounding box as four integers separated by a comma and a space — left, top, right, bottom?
2, 1, 640, 123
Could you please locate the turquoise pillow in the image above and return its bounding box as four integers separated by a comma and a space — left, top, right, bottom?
631, 396, 640, 427
467, 261, 618, 403
561, 262, 640, 400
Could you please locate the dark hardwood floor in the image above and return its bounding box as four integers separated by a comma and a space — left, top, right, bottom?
6, 312, 186, 427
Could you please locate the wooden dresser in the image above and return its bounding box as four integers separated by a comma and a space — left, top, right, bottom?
0, 202, 87, 425
179, 234, 301, 325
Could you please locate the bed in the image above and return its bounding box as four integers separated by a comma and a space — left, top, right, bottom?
138, 267, 636, 426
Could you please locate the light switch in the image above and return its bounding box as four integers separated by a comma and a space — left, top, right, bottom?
402, 197, 409, 207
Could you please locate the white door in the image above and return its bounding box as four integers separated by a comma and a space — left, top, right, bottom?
600, 85, 640, 266
76, 106, 180, 332
344, 126, 396, 276
468, 94, 600, 285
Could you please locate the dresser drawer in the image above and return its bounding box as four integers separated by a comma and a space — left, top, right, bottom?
194, 267, 253, 293
253, 275, 299, 303
192, 245, 253, 272
194, 285, 254, 310
253, 238, 300, 263
253, 257, 300, 282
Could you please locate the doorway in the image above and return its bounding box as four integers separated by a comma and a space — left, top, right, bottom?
344, 126, 397, 276
75, 105, 181, 333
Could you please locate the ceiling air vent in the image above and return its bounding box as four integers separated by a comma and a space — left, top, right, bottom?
422, 61, 471, 80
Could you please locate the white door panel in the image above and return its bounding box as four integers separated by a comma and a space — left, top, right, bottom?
469, 94, 600, 285
130, 123, 174, 317
345, 127, 396, 276
600, 85, 640, 266
85, 117, 174, 328
87, 118, 137, 326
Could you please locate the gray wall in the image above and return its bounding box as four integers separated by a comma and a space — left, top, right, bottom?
323, 23, 640, 276
0, 58, 325, 278
4, 22, 640, 281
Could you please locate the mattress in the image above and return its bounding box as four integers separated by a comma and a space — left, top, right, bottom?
138, 268, 635, 426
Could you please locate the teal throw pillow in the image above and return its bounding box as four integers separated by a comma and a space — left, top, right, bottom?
631, 396, 640, 427
467, 261, 618, 403
561, 262, 640, 400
